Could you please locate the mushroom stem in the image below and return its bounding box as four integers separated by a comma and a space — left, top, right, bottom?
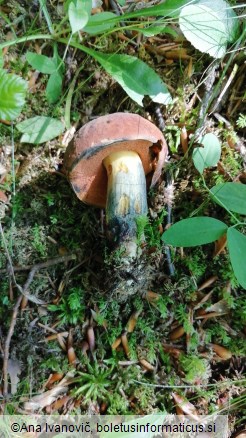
103, 151, 148, 258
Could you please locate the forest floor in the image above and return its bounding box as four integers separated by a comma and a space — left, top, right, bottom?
0, 1, 245, 437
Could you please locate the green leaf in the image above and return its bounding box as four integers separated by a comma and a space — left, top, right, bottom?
16, 116, 64, 144
133, 25, 178, 37
210, 182, 246, 215
179, 0, 239, 58
68, 0, 92, 34
0, 51, 3, 69
0, 70, 27, 121
192, 133, 221, 174
26, 52, 57, 74
46, 72, 63, 103
83, 12, 117, 34
227, 227, 246, 289
122, 0, 195, 20
162, 217, 228, 247
88, 51, 172, 106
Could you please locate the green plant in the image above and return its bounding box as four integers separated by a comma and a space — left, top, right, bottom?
162, 133, 246, 288
0, 0, 243, 145
32, 224, 47, 257
0, 69, 27, 121
180, 354, 211, 384
26, 45, 64, 104
179, 0, 239, 58
236, 113, 246, 129
48, 287, 85, 325
136, 210, 166, 249
73, 361, 113, 402
175, 304, 194, 335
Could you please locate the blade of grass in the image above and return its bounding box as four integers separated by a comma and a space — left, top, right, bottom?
38, 0, 54, 34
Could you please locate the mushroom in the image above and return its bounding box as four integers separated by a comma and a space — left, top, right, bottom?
64, 113, 167, 258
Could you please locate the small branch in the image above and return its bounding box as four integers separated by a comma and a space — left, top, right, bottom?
209, 64, 238, 115
152, 105, 175, 276
3, 295, 22, 396
0, 253, 79, 275
195, 60, 220, 139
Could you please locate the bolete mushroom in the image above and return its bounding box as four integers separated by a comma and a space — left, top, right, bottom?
64, 113, 167, 258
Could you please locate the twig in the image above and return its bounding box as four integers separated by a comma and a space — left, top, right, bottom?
3, 295, 22, 396
109, 0, 137, 45
209, 64, 238, 114
152, 105, 175, 276
0, 222, 19, 286
0, 253, 79, 275
195, 60, 220, 139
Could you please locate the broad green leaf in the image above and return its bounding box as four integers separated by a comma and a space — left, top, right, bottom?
210, 182, 246, 215
122, 0, 195, 20
134, 25, 178, 37
45, 48, 64, 103
69, 0, 92, 34
0, 70, 27, 121
179, 0, 239, 58
46, 72, 63, 103
26, 52, 57, 74
192, 133, 221, 174
83, 12, 117, 34
227, 227, 246, 289
88, 51, 172, 106
162, 217, 227, 247
16, 116, 64, 144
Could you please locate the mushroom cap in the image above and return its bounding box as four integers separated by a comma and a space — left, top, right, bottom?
64, 112, 167, 208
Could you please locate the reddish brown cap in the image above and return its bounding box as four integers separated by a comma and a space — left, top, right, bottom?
64, 112, 167, 208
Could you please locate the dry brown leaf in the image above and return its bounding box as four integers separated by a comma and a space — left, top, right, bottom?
56, 334, 67, 351
0, 190, 8, 203
163, 344, 182, 358
175, 405, 185, 416
45, 373, 64, 389
211, 344, 232, 360
194, 290, 214, 310
111, 337, 122, 350
81, 341, 89, 355
145, 291, 160, 302
180, 126, 188, 154
0, 164, 7, 176
28, 70, 40, 92
196, 311, 226, 320
67, 347, 76, 365
21, 295, 28, 310
46, 395, 71, 413
139, 358, 155, 371
45, 332, 68, 342
87, 326, 95, 352
170, 325, 185, 341
24, 373, 74, 411
213, 234, 227, 257
126, 310, 141, 333
186, 56, 193, 78
172, 393, 199, 420
198, 276, 218, 291
62, 126, 77, 147
121, 332, 130, 357
206, 299, 230, 314
165, 48, 190, 60
24, 386, 67, 411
